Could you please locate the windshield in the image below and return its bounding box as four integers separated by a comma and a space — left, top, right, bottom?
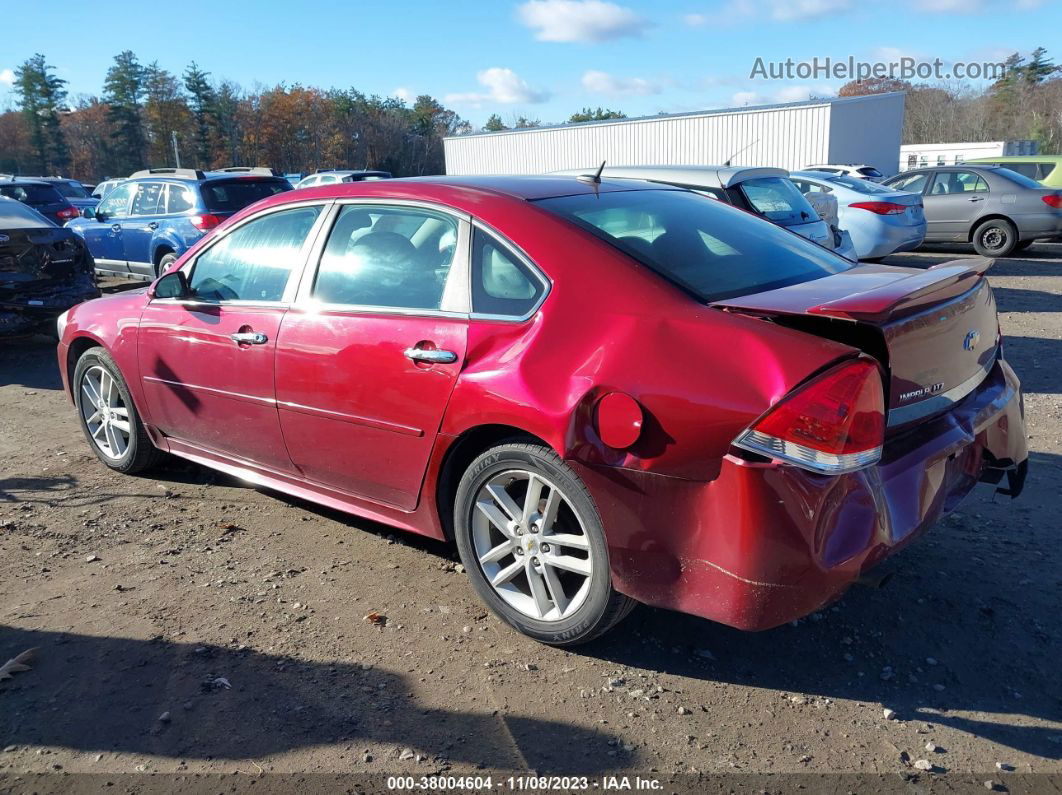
200, 179, 290, 212
992, 168, 1043, 189
824, 174, 896, 194
737, 177, 818, 227
52, 180, 91, 199
0, 184, 64, 206
535, 189, 853, 302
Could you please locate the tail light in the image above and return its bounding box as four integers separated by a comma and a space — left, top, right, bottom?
56, 205, 79, 221
850, 201, 907, 215
733, 358, 885, 475
190, 213, 221, 231
1042, 194, 1062, 209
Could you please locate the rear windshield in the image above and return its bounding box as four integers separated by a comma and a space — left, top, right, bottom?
200, 179, 290, 212
737, 177, 819, 227
0, 197, 53, 228
0, 184, 64, 206
992, 168, 1043, 189
824, 174, 896, 194
857, 167, 884, 177
52, 180, 91, 199
535, 189, 853, 302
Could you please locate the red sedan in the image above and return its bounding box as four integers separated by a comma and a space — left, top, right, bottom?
56, 176, 1028, 645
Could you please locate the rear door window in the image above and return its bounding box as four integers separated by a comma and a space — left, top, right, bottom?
200, 179, 289, 212
131, 182, 164, 215
312, 204, 459, 310
188, 206, 322, 303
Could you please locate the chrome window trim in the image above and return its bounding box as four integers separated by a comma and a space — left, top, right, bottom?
291, 199, 473, 318
468, 220, 552, 323
160, 199, 334, 307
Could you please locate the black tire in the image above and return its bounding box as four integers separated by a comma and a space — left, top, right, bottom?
155, 252, 178, 279
972, 218, 1018, 258
453, 442, 635, 646
73, 347, 163, 474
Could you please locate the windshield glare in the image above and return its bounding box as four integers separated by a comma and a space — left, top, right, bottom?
535, 189, 853, 302
737, 177, 817, 227
53, 181, 90, 198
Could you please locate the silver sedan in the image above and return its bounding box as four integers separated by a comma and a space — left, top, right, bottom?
883, 165, 1062, 257
790, 171, 926, 260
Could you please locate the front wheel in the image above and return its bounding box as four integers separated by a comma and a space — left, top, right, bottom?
453, 442, 635, 646
73, 347, 163, 474
972, 218, 1018, 257
155, 252, 178, 279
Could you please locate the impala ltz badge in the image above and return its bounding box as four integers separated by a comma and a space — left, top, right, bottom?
964, 330, 981, 351
899, 383, 945, 402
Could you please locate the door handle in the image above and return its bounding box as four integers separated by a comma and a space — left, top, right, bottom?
147, 222, 159, 230
231, 331, 268, 345
110, 224, 122, 233
968, 197, 985, 202
404, 347, 457, 364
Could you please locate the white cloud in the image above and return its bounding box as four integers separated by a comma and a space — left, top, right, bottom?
517, 0, 650, 43
581, 70, 660, 97
771, 0, 851, 21
916, 0, 981, 9
0, 68, 14, 86
445, 68, 549, 107
730, 85, 836, 107
393, 87, 414, 104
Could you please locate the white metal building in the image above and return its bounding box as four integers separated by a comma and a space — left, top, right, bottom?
898, 140, 1039, 172
444, 92, 905, 177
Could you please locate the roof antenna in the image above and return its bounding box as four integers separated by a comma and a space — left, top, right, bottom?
724, 139, 759, 167
578, 160, 606, 184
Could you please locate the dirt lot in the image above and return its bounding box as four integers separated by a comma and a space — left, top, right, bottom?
1, 246, 1060, 790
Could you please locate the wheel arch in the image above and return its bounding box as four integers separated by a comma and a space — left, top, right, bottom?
434, 423, 551, 541
65, 333, 107, 399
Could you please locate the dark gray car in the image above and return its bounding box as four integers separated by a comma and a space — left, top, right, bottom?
883, 165, 1062, 257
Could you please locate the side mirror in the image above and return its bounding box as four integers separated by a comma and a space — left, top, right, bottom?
81, 206, 98, 220
153, 270, 189, 299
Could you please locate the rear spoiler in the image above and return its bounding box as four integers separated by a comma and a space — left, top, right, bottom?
713, 258, 993, 324
807, 259, 992, 322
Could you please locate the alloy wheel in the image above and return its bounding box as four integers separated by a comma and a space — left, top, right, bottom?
79, 365, 131, 460
471, 470, 593, 622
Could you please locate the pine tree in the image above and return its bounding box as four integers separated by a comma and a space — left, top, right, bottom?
183, 62, 217, 168
103, 50, 147, 175
13, 54, 69, 174
483, 114, 507, 132
568, 107, 626, 123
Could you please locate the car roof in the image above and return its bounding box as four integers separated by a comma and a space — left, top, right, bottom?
0, 178, 54, 187
552, 165, 788, 189
964, 155, 1062, 163
255, 174, 679, 208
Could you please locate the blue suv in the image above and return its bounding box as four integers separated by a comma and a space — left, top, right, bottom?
67, 167, 292, 279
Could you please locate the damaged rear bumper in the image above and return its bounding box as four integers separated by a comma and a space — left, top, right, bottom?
0, 279, 99, 336
574, 357, 1027, 631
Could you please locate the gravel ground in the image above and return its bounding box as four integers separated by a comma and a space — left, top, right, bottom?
1, 245, 1060, 790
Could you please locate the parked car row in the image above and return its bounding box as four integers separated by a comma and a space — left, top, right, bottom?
51, 171, 1028, 646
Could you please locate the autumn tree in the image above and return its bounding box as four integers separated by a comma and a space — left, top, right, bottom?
837, 77, 912, 97
13, 54, 69, 174
144, 62, 193, 167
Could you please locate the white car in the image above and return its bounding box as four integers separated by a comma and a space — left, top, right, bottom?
803, 164, 886, 183
803, 190, 858, 261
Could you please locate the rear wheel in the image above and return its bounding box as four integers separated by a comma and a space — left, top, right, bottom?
73, 347, 162, 474
155, 252, 178, 279
972, 218, 1018, 257
453, 442, 635, 645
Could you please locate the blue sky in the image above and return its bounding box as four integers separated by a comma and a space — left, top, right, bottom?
1, 0, 1059, 126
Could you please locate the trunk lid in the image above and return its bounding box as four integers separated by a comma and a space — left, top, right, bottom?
712, 259, 999, 428
0, 227, 88, 294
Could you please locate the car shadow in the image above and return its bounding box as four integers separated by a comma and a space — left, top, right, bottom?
578, 449, 1062, 761
0, 335, 63, 390
0, 626, 627, 772
886, 247, 1062, 277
